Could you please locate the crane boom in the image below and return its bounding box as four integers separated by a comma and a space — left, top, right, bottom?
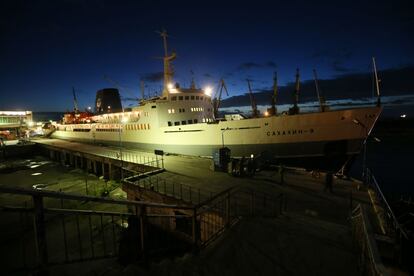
247, 79, 258, 117
72, 87, 79, 113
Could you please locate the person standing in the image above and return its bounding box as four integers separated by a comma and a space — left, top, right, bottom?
324, 172, 333, 193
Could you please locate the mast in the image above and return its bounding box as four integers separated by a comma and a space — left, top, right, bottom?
288, 69, 300, 115
372, 57, 381, 106
313, 69, 327, 112
140, 80, 145, 100
270, 71, 278, 115
72, 87, 79, 113
247, 79, 258, 118
159, 30, 177, 98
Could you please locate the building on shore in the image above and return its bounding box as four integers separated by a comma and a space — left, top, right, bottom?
0, 111, 33, 140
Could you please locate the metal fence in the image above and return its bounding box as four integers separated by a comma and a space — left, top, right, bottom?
350, 204, 389, 276
365, 168, 412, 271
0, 185, 286, 274
0, 186, 195, 274
126, 174, 208, 204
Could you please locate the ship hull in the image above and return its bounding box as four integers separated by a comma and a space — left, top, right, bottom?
51, 106, 382, 173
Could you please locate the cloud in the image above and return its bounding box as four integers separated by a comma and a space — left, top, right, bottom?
237, 61, 277, 71
331, 60, 352, 73
203, 73, 213, 78
221, 66, 414, 107
311, 49, 352, 60
141, 72, 164, 82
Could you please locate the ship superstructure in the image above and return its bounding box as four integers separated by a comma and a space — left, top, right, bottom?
52, 31, 382, 173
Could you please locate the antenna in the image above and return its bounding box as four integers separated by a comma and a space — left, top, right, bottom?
157, 29, 169, 57
372, 57, 381, 106
190, 70, 196, 89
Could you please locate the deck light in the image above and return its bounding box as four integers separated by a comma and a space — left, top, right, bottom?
121, 117, 129, 124
204, 86, 212, 96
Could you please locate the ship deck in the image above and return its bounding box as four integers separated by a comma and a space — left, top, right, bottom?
26, 138, 386, 275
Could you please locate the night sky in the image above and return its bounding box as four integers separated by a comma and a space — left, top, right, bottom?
1, 0, 413, 112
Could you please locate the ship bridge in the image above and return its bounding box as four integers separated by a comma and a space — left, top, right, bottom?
150, 84, 215, 128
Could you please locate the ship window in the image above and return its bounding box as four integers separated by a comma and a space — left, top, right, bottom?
200, 96, 204, 100
151, 105, 156, 109
174, 121, 180, 126
194, 119, 198, 123
179, 96, 183, 100
172, 96, 177, 101
191, 96, 194, 100
185, 96, 189, 100
188, 119, 193, 124
196, 96, 199, 100
181, 121, 186, 125
168, 121, 172, 126
148, 124, 150, 129
182, 108, 185, 112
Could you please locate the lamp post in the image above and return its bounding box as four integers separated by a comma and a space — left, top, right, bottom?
119, 116, 128, 181
221, 127, 231, 148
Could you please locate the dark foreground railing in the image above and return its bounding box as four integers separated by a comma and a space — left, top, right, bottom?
0, 185, 286, 274
350, 204, 389, 276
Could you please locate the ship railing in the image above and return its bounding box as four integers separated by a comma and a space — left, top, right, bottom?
365, 168, 408, 240
350, 204, 389, 276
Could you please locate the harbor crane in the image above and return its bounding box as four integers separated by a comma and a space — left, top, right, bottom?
313, 69, 328, 112
247, 79, 259, 118
213, 78, 229, 118
288, 69, 300, 115
268, 71, 278, 116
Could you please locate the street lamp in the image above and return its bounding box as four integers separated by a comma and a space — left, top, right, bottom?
119, 116, 128, 181
221, 127, 231, 147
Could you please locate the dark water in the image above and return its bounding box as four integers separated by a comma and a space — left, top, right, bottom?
32, 111, 63, 122
349, 119, 414, 198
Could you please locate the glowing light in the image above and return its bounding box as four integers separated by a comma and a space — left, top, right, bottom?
204, 86, 212, 96
167, 83, 174, 90
264, 111, 269, 117
31, 172, 42, 176
27, 121, 34, 127
121, 117, 129, 124
400, 114, 407, 118
250, 154, 254, 159
108, 106, 111, 109
88, 106, 92, 110
0, 111, 27, 116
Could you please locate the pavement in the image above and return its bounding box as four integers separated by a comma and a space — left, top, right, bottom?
24, 138, 376, 275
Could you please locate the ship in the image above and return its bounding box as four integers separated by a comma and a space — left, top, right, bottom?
51, 31, 382, 174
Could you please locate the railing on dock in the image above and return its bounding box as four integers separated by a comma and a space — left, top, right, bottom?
0, 186, 195, 274
364, 168, 412, 271
365, 168, 408, 239
0, 185, 286, 274
351, 204, 389, 276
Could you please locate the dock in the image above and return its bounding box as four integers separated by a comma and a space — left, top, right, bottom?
0, 138, 407, 275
